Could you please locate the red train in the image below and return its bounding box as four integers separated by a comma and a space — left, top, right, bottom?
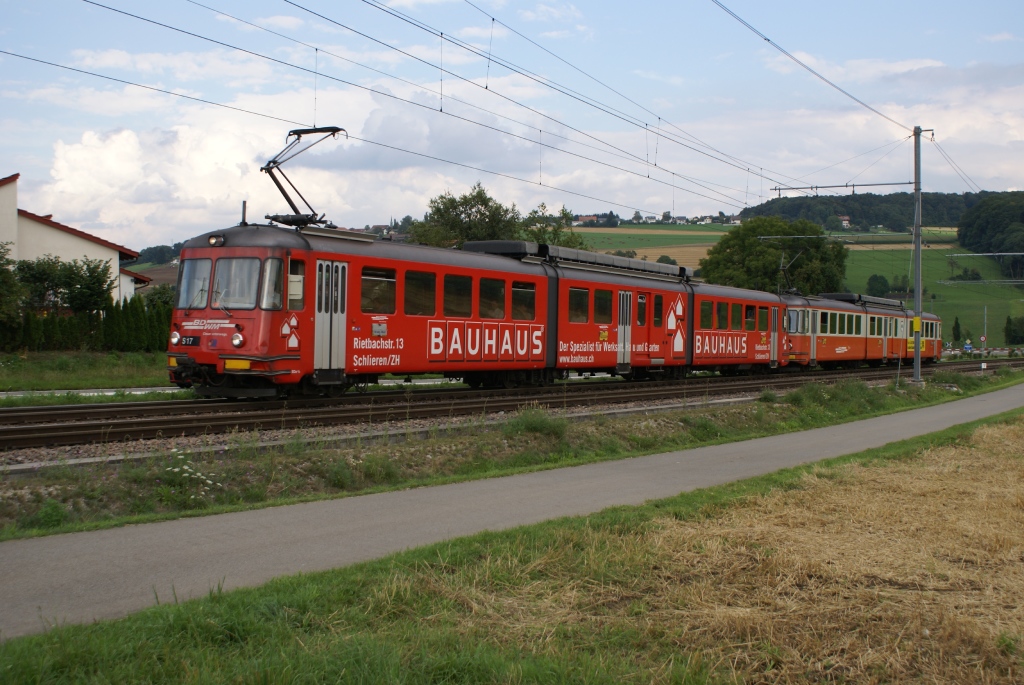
167, 222, 941, 397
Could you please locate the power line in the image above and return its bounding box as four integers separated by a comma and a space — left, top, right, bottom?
0, 49, 307, 126
84, 0, 746, 208
930, 138, 982, 193
0, 48, 666, 217
182, 0, 748, 208
286, 0, 817, 199
710, 0, 912, 133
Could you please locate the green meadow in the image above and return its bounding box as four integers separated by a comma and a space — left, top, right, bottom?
843, 248, 1024, 346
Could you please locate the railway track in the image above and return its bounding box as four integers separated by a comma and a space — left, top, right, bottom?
1, 359, 1016, 450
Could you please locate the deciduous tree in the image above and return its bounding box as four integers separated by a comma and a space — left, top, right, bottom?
698, 216, 847, 294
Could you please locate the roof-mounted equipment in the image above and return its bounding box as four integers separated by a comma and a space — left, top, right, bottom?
261, 126, 346, 229
463, 240, 693, 281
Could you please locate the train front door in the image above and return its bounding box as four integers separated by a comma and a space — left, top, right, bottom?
314, 260, 347, 372
617, 290, 632, 374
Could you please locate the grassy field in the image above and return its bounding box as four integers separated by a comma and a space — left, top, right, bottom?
578, 232, 719, 252
3, 386, 1022, 682
0, 352, 174, 392
844, 248, 1024, 346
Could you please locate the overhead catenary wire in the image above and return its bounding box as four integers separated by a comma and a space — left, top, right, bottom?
82, 0, 748, 209
709, 0, 912, 133
930, 138, 982, 193
185, 0, 748, 204
288, 0, 818, 198
0, 48, 666, 217
0, 49, 307, 126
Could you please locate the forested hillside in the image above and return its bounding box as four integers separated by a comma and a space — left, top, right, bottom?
740, 191, 994, 230
957, 192, 1024, 279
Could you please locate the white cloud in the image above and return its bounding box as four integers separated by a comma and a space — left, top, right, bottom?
255, 15, 305, 31
5, 85, 174, 116
765, 52, 945, 83
69, 49, 286, 88
455, 24, 510, 40
984, 32, 1018, 43
518, 3, 583, 23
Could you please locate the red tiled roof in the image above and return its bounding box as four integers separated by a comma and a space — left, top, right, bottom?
119, 267, 153, 283
0, 173, 20, 188
17, 209, 138, 260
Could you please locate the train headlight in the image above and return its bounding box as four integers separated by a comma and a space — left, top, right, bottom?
170, 331, 180, 345
231, 333, 244, 348
208, 235, 225, 247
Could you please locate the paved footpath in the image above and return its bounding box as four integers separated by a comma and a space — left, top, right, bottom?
3, 384, 1024, 640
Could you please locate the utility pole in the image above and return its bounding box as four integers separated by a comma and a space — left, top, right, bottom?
912, 126, 923, 384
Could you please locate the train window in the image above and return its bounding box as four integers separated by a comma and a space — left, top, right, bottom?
288, 261, 305, 310
316, 264, 323, 313
819, 311, 828, 334
404, 271, 436, 316
479, 278, 506, 319
443, 274, 472, 318
732, 303, 743, 330
855, 316, 862, 335
334, 264, 344, 314
361, 267, 396, 314
259, 259, 284, 310
512, 282, 536, 321
211, 258, 260, 310
788, 310, 799, 333
838, 314, 846, 335
745, 305, 757, 331
715, 301, 728, 330
176, 258, 211, 310
568, 287, 589, 323
869, 317, 875, 336
594, 289, 612, 324
758, 307, 769, 332
828, 312, 838, 335
654, 294, 663, 327
801, 310, 809, 334
700, 301, 713, 329
637, 295, 647, 327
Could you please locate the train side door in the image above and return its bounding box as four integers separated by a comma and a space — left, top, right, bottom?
810, 309, 818, 366
770, 306, 780, 367
633, 292, 651, 365
314, 260, 347, 370
617, 290, 632, 374
881, 315, 890, 360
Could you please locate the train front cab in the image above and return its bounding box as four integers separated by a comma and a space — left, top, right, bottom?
168, 225, 315, 396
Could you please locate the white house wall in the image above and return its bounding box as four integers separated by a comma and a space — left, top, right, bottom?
16, 214, 126, 301
0, 181, 17, 259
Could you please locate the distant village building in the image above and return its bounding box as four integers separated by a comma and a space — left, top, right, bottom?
0, 173, 149, 300
839, 215, 851, 229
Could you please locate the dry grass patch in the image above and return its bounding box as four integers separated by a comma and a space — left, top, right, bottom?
395, 420, 1024, 683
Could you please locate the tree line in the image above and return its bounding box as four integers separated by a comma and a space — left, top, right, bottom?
0, 243, 171, 353
386, 183, 589, 250
957, 192, 1024, 279
740, 191, 995, 231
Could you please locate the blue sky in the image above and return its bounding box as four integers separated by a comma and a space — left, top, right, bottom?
2, 0, 1022, 249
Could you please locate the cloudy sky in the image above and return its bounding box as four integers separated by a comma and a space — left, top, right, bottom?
2, 0, 1021, 249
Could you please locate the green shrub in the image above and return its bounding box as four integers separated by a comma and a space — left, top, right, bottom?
503, 408, 567, 439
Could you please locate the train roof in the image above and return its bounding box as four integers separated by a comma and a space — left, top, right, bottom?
181, 224, 546, 276
463, 240, 693, 281
690, 282, 783, 303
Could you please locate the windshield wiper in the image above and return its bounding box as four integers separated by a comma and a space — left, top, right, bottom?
211, 288, 233, 318
183, 285, 207, 317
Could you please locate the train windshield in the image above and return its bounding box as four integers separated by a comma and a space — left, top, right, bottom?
176, 259, 212, 310
211, 258, 261, 310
